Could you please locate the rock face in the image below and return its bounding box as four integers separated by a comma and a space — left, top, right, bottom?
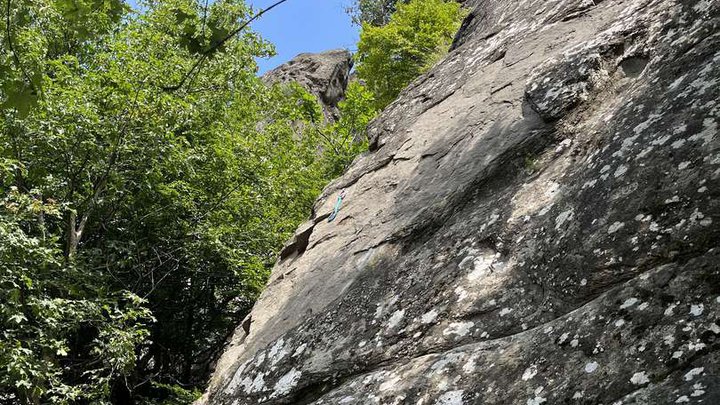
262, 49, 353, 121
205, 0, 720, 404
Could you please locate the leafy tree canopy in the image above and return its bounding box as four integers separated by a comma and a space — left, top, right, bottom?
346, 0, 401, 27
0, 0, 368, 403
354, 0, 467, 110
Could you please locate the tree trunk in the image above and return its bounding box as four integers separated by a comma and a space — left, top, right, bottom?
66, 210, 88, 259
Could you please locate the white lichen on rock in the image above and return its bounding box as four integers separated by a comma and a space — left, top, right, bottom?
683, 367, 704, 381
387, 309, 406, 330
435, 390, 464, 405
270, 368, 302, 398
630, 371, 650, 385
442, 322, 474, 337
522, 364, 538, 381
584, 361, 599, 373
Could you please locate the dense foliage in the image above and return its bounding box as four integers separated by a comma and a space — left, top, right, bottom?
0, 0, 367, 403
355, 0, 467, 110
0, 170, 153, 403
318, 82, 376, 174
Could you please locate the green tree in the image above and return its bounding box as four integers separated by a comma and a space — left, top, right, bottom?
0, 160, 153, 404
346, 0, 401, 26
319, 81, 377, 173
355, 0, 467, 110
0, 0, 357, 402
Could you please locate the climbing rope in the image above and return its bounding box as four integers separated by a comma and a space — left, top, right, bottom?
327, 190, 346, 222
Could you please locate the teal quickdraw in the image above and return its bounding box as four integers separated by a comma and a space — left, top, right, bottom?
327, 190, 346, 222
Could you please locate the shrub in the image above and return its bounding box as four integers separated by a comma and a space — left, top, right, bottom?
355, 0, 467, 110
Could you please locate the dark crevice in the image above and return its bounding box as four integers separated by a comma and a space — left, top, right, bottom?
482, 30, 500, 41
619, 55, 649, 78
306, 232, 337, 251
561, 10, 590, 22
490, 81, 513, 94
420, 131, 469, 162
504, 51, 534, 67
450, 9, 478, 51
336, 153, 395, 189
278, 214, 329, 261
352, 239, 392, 257
490, 48, 507, 63
418, 88, 457, 114
267, 378, 343, 405
241, 315, 252, 335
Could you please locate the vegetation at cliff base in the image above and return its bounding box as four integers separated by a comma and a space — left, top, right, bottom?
354, 0, 467, 109
0, 0, 362, 403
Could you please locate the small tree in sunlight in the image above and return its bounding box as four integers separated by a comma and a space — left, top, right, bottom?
355, 0, 467, 110
321, 82, 377, 175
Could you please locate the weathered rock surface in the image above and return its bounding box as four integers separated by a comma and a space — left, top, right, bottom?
262, 49, 353, 121
205, 0, 720, 403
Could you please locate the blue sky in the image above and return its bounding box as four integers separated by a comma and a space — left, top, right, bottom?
127, 0, 359, 75
251, 0, 359, 74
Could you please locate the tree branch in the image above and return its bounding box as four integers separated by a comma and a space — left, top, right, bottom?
5, 0, 39, 96
163, 0, 292, 92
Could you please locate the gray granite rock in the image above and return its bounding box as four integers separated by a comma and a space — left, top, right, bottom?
203, 0, 720, 403
262, 49, 353, 121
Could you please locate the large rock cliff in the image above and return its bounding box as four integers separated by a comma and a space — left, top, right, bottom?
205, 0, 720, 403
